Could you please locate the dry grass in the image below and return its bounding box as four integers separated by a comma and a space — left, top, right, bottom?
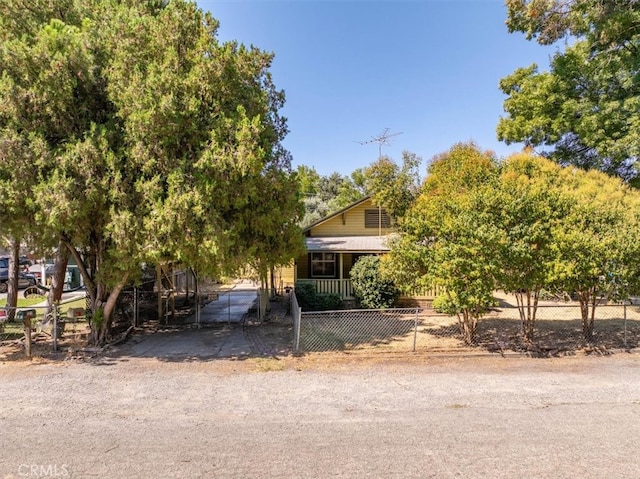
295, 298, 640, 356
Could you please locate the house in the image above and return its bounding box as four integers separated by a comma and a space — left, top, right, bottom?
275, 195, 441, 306
277, 196, 395, 301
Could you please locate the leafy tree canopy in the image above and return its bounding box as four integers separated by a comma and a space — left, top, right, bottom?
0, 0, 303, 343
384, 143, 499, 344
296, 166, 367, 227
386, 142, 640, 343
498, 0, 640, 182
363, 151, 422, 222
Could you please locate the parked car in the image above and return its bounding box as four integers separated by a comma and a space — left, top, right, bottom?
27, 263, 55, 284
0, 256, 31, 270
0, 269, 38, 293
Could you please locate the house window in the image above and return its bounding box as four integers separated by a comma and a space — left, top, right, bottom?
310, 252, 336, 278
365, 208, 391, 228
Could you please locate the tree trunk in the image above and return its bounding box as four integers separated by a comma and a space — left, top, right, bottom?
515, 288, 539, 343
578, 288, 597, 342
62, 239, 129, 346
270, 266, 276, 299
457, 309, 478, 345
87, 280, 128, 345
6, 239, 20, 322
46, 241, 68, 318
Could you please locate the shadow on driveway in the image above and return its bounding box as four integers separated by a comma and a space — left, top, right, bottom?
106, 284, 288, 361
112, 324, 254, 361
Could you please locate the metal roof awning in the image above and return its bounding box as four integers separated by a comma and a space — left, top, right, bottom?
305, 235, 392, 253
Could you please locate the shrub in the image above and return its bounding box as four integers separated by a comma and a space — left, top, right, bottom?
350, 255, 399, 309
294, 281, 343, 311
313, 292, 343, 311
433, 293, 496, 315
294, 281, 317, 310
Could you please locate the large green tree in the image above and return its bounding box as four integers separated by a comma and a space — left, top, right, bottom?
384, 143, 499, 345
364, 151, 422, 222
486, 153, 569, 341
550, 166, 640, 340
0, 131, 41, 319
498, 0, 640, 181
0, 0, 302, 344
296, 166, 367, 227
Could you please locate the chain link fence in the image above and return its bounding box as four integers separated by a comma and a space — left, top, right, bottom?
1, 273, 263, 358
0, 302, 89, 359
118, 275, 264, 328
293, 302, 640, 355
117, 271, 208, 328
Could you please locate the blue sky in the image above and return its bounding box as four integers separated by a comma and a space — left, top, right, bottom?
196, 0, 557, 177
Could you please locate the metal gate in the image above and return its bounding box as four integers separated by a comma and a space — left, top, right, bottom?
193, 288, 260, 326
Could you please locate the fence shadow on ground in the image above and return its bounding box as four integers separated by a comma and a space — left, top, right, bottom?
0, 283, 290, 363
295, 305, 640, 355
301, 318, 416, 351
299, 310, 431, 353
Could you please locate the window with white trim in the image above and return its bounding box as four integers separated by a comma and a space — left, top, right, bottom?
310, 252, 336, 278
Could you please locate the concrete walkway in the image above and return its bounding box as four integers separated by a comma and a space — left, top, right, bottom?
191, 285, 258, 325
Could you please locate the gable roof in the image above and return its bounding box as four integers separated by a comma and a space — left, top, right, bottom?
303, 195, 373, 233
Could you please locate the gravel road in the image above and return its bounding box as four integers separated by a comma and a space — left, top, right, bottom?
1, 354, 640, 478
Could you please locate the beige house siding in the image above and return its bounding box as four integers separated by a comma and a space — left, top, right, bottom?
278, 264, 295, 288
308, 200, 392, 237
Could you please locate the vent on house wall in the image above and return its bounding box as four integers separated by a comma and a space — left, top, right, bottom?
365, 208, 390, 228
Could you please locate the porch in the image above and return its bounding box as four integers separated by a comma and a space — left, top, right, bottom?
306, 278, 355, 299
299, 278, 443, 302
294, 250, 365, 300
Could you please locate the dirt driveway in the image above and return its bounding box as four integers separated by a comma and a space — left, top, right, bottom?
1, 353, 640, 479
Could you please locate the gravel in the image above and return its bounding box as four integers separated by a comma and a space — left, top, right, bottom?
1, 353, 640, 478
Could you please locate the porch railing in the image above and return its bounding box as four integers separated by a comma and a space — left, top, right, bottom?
311, 279, 354, 299
400, 285, 445, 299
304, 279, 442, 300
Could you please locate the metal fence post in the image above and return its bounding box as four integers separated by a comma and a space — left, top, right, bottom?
24, 310, 32, 358
52, 306, 58, 352
195, 274, 201, 329
133, 286, 138, 328
256, 289, 260, 322
294, 308, 302, 353
624, 302, 628, 348
196, 299, 201, 329
413, 308, 419, 352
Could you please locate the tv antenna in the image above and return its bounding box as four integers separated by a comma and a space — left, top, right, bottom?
357, 128, 403, 158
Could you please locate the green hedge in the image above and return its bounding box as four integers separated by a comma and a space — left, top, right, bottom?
295, 281, 343, 311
